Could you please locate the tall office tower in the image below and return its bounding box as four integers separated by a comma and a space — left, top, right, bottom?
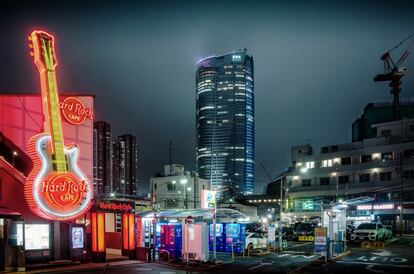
93, 121, 112, 197
113, 134, 138, 196
196, 49, 255, 197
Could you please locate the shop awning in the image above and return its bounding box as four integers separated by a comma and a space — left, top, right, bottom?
0, 207, 21, 217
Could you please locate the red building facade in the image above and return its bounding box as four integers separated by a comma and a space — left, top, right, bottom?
0, 94, 94, 271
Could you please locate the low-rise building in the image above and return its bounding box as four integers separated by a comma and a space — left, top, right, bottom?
284, 118, 414, 232
150, 164, 211, 210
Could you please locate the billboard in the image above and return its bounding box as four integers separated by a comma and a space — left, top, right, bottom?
201, 190, 216, 209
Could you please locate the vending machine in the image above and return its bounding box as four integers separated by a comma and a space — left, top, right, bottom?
224, 223, 246, 253
209, 223, 226, 252
159, 224, 182, 261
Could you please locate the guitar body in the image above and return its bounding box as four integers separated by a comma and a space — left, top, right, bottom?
25, 134, 91, 220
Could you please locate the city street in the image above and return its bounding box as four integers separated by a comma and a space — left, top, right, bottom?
293, 237, 414, 274
40, 239, 414, 274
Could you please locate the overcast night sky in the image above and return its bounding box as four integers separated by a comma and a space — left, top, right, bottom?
1, 0, 414, 194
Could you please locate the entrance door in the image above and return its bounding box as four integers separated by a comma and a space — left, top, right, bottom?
60, 223, 70, 260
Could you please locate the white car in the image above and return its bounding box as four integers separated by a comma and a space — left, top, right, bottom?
245, 232, 268, 251
352, 223, 392, 241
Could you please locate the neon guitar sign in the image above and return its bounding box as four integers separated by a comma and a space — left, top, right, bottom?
25, 30, 92, 220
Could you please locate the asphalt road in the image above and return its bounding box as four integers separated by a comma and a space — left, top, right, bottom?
293, 237, 414, 274
42, 238, 414, 274
46, 263, 189, 274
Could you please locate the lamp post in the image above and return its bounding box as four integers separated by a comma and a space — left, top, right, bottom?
180, 179, 188, 209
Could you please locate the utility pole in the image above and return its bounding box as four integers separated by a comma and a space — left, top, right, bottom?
279, 176, 283, 250
399, 152, 404, 237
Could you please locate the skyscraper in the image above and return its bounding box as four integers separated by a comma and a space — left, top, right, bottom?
93, 121, 112, 197
196, 49, 255, 197
113, 134, 138, 196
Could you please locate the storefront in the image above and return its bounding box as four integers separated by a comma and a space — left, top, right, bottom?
0, 93, 94, 270
347, 203, 414, 232
89, 199, 136, 261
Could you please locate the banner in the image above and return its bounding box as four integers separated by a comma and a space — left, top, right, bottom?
201, 190, 216, 209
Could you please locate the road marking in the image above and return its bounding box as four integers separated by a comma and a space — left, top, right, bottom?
357, 256, 408, 263
337, 261, 414, 268
372, 250, 393, 257
248, 263, 272, 271
289, 242, 313, 248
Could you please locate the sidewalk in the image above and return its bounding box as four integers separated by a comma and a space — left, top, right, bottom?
10, 260, 146, 274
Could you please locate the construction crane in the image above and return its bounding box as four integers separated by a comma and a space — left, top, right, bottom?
374, 33, 414, 120
260, 163, 274, 183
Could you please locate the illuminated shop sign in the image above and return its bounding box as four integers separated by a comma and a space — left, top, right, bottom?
25, 224, 50, 250
97, 201, 134, 212
60, 97, 94, 125
302, 200, 314, 211
72, 227, 84, 249
25, 30, 92, 221
357, 203, 394, 211
201, 190, 216, 209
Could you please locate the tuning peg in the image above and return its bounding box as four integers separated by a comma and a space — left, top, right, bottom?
28, 43, 33, 48
29, 51, 34, 57
28, 35, 32, 41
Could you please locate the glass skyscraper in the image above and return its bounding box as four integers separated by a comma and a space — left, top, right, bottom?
196, 49, 254, 197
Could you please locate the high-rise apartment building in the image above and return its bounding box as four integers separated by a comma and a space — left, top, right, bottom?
93, 121, 112, 197
112, 134, 138, 196
196, 49, 255, 197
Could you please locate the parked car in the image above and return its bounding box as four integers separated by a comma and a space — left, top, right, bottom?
352, 223, 392, 241
245, 232, 268, 251
293, 222, 317, 240
281, 227, 295, 241
346, 224, 356, 240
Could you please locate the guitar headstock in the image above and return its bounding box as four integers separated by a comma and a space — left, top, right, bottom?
29, 30, 58, 72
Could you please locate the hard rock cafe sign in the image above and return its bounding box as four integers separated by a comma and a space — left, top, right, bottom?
59, 97, 94, 125
25, 30, 92, 220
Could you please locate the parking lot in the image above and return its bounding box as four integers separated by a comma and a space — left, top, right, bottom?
290, 237, 414, 274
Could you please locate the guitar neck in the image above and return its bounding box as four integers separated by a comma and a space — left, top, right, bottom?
42, 69, 67, 173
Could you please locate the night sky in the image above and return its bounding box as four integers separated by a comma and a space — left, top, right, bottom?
1, 0, 414, 194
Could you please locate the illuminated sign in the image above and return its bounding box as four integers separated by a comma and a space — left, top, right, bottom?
299, 236, 314, 242
201, 190, 216, 209
25, 30, 92, 221
302, 200, 314, 210
357, 203, 394, 211
97, 201, 134, 212
25, 224, 50, 250
232, 55, 241, 62
60, 97, 93, 125
72, 227, 84, 249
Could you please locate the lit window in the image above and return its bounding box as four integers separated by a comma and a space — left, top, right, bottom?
322, 159, 333, 167
305, 161, 315, 169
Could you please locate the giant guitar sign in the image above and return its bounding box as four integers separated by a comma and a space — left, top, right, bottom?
25, 30, 92, 220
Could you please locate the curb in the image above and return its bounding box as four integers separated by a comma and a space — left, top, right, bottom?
24, 261, 145, 274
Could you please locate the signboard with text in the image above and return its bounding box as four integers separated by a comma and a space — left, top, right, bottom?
314, 227, 328, 255
95, 200, 135, 213
201, 190, 216, 209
